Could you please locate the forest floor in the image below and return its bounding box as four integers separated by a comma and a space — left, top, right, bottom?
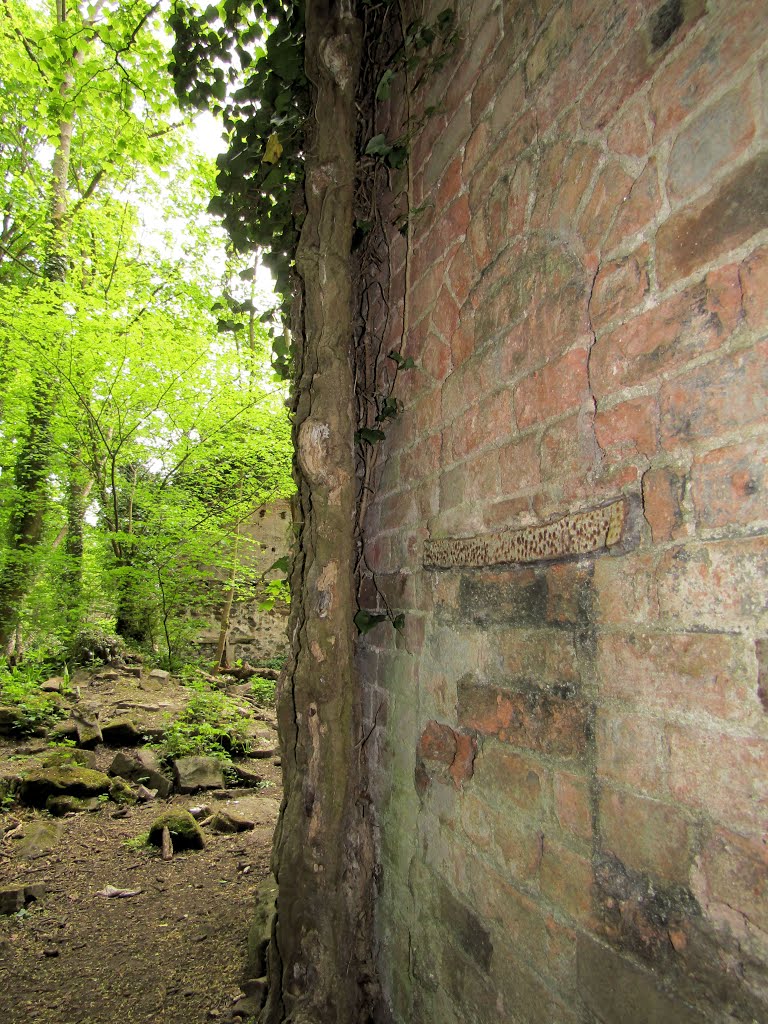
0, 665, 282, 1024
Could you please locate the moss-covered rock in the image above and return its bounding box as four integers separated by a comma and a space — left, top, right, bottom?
42, 747, 97, 770
108, 777, 137, 805
148, 809, 204, 851
20, 765, 111, 807
46, 794, 103, 815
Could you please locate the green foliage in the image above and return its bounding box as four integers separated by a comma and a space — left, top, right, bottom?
123, 831, 152, 852
68, 625, 125, 667
249, 675, 276, 706
169, 0, 308, 376
157, 680, 251, 763
0, 662, 63, 734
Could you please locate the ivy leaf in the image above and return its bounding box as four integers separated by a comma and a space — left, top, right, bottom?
375, 67, 395, 101
392, 613, 406, 632
262, 132, 283, 164
355, 427, 386, 445
269, 555, 291, 574
388, 350, 415, 370
364, 133, 392, 158
354, 611, 387, 634
386, 145, 408, 170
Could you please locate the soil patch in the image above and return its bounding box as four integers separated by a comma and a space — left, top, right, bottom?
0, 666, 281, 1024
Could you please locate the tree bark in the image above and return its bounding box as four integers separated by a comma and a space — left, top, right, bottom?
260, 4, 376, 1023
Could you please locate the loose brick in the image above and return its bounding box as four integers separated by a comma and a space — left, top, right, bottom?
600, 787, 692, 884
457, 679, 590, 760
514, 347, 590, 429
597, 630, 758, 722
590, 247, 650, 329
554, 771, 592, 841
591, 273, 735, 398
594, 396, 658, 460
691, 438, 768, 530
668, 724, 768, 832
659, 340, 768, 450
641, 465, 686, 541
666, 80, 756, 203
596, 711, 667, 795
656, 152, 768, 288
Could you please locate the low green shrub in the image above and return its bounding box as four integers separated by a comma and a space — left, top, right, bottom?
157, 681, 251, 763
0, 663, 64, 735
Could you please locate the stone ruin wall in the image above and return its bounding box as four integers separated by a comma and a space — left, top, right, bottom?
196, 499, 291, 667
359, 1, 768, 1022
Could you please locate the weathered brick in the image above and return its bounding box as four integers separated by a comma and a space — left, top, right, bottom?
596, 711, 667, 795
437, 876, 493, 970
578, 161, 635, 252
659, 340, 768, 450
456, 567, 547, 626
668, 724, 768, 832
607, 93, 650, 157
656, 537, 768, 631
457, 679, 590, 759
450, 388, 513, 460
532, 140, 602, 235
594, 396, 658, 460
649, 0, 767, 138
604, 158, 661, 250
699, 827, 768, 934
691, 439, 768, 530
600, 787, 692, 884
741, 244, 768, 331
554, 771, 592, 841
591, 271, 739, 398
540, 836, 594, 922
593, 550, 660, 625
400, 433, 441, 486
492, 628, 580, 687
590, 247, 650, 329
577, 934, 709, 1024
545, 561, 593, 627
666, 80, 757, 202
656, 152, 768, 288
541, 414, 598, 489
423, 101, 473, 194
641, 457, 687, 539
597, 630, 758, 722
498, 433, 541, 495
580, 2, 702, 133
525, 5, 572, 90
473, 742, 545, 815
514, 347, 590, 429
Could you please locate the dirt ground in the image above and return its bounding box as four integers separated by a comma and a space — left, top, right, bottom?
0, 667, 282, 1024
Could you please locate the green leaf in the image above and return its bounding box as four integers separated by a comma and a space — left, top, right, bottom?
269, 555, 291, 574
375, 68, 395, 101
364, 133, 392, 157
355, 428, 386, 445
392, 613, 405, 631
354, 611, 387, 634
388, 351, 416, 370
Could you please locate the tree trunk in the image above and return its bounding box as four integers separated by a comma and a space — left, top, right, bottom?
259, 4, 376, 1023
0, 0, 77, 649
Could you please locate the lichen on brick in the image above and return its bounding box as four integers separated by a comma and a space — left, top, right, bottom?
424, 499, 625, 568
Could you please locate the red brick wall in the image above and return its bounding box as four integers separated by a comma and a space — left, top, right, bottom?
360, 2, 768, 1021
